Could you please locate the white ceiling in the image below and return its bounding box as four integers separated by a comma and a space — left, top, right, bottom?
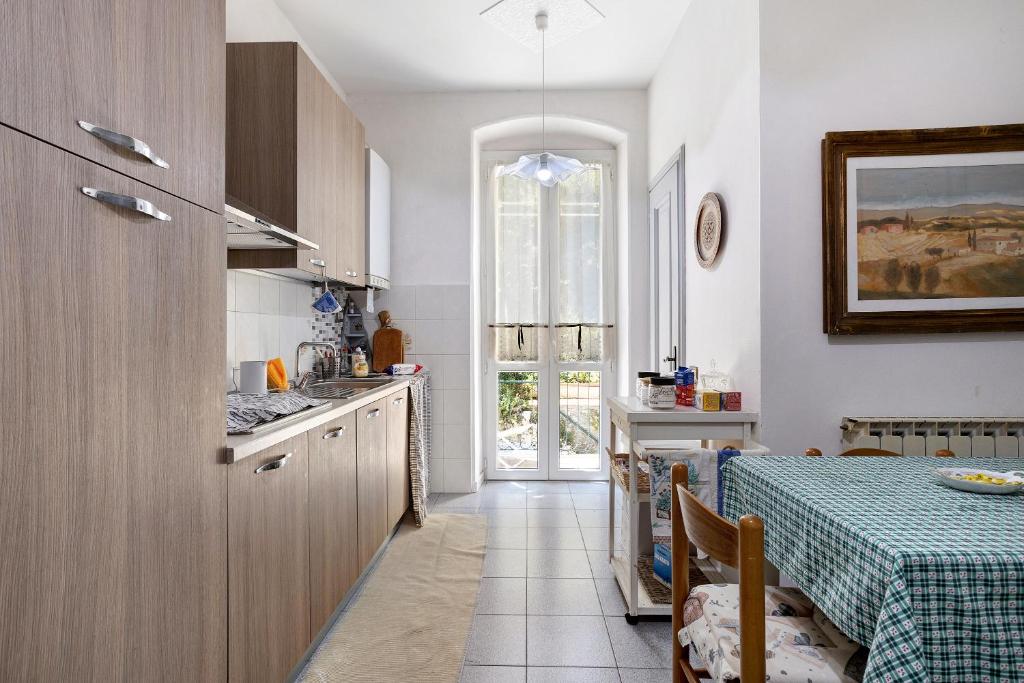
274, 0, 691, 94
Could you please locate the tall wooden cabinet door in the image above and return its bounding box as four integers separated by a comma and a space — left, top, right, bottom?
339, 104, 366, 286
386, 390, 411, 529
357, 398, 389, 568
228, 435, 311, 683
0, 0, 225, 212
296, 47, 343, 279
0, 126, 227, 681
308, 413, 359, 636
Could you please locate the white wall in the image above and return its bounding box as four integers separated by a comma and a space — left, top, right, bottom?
647, 0, 762, 412
759, 0, 1024, 455
349, 90, 648, 490
226, 0, 347, 100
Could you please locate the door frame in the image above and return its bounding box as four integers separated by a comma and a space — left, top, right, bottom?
481, 149, 617, 481
648, 147, 686, 373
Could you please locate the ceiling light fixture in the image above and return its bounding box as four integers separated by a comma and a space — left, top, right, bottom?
499, 11, 586, 187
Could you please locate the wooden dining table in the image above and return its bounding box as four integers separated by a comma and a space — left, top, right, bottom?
721, 456, 1024, 683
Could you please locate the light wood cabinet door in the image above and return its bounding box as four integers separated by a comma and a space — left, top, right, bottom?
338, 103, 366, 286
308, 413, 360, 636
0, 0, 225, 212
386, 389, 411, 529
0, 126, 226, 681
228, 435, 311, 683
357, 398, 389, 569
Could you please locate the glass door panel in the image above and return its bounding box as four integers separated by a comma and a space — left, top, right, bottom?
496, 371, 540, 472
558, 371, 602, 471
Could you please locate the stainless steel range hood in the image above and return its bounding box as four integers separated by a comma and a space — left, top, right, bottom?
225, 203, 319, 250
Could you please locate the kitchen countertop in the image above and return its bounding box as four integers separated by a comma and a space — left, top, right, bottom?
225, 377, 411, 463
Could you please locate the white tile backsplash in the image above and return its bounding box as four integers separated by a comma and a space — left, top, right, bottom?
442, 284, 471, 320
443, 390, 470, 426
259, 276, 280, 315
234, 271, 261, 313
443, 354, 471, 390
227, 271, 317, 386
443, 423, 471, 460
415, 286, 445, 319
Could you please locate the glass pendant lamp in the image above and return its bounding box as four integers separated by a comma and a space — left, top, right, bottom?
499, 11, 585, 187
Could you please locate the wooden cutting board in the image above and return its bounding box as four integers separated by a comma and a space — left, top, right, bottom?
372, 310, 404, 372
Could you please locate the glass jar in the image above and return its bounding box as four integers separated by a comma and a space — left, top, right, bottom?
648, 377, 677, 409
636, 372, 659, 404
352, 349, 369, 378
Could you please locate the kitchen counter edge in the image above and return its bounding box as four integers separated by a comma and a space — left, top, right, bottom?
225, 378, 411, 464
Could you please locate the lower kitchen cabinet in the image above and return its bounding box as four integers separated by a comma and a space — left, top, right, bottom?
308, 412, 360, 636
357, 398, 389, 568
228, 434, 311, 683
386, 389, 411, 529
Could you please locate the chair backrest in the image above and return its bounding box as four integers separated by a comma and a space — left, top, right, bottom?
671, 463, 765, 681
805, 447, 954, 457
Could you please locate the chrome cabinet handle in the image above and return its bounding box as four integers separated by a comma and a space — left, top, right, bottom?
254, 452, 292, 474
366, 409, 381, 419
81, 187, 171, 221
323, 426, 346, 439
392, 397, 404, 406
77, 121, 169, 169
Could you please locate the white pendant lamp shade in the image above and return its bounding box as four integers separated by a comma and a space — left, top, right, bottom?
500, 151, 585, 187
497, 10, 585, 187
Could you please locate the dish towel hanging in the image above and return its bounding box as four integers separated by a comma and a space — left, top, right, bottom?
407, 371, 432, 526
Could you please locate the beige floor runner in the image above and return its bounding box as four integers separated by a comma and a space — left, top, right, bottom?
300, 513, 486, 683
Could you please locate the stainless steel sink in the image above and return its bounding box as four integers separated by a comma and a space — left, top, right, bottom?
297, 378, 394, 400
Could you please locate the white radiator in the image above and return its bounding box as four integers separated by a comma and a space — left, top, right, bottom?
840, 417, 1024, 457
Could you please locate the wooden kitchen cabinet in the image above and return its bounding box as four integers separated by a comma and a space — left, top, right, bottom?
0, 0, 225, 213
357, 398, 389, 568
228, 435, 311, 683
226, 42, 366, 285
308, 413, 360, 636
0, 126, 227, 681
386, 389, 411, 529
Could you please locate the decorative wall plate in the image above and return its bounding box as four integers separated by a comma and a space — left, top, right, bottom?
695, 192, 723, 269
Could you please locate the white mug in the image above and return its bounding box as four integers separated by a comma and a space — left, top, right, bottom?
238, 361, 268, 395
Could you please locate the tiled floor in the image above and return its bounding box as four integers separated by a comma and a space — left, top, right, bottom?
427, 481, 675, 683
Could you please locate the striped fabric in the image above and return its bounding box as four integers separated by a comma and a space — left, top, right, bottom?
407, 372, 432, 526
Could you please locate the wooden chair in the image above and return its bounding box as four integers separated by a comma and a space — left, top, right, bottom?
671, 463, 862, 682
804, 447, 954, 457
671, 461, 765, 682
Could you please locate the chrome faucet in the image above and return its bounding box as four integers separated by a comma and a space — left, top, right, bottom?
295, 341, 337, 380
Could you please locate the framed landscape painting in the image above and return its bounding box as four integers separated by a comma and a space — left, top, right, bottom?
822, 123, 1024, 334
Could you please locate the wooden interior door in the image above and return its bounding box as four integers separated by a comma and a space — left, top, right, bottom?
0, 0, 225, 212
357, 398, 389, 568
386, 389, 411, 529
0, 126, 226, 681
308, 413, 360, 636
228, 435, 311, 683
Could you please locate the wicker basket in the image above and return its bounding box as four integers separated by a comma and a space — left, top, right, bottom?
609, 450, 650, 493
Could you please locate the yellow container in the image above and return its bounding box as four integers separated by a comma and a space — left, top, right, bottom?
695, 390, 721, 411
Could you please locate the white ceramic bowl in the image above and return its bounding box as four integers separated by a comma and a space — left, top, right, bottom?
935, 467, 1024, 495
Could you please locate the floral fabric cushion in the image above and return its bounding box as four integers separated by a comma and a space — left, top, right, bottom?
678, 583, 869, 682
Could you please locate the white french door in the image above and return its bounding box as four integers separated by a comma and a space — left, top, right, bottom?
482, 151, 616, 481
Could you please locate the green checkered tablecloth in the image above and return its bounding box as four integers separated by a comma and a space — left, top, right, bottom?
722, 456, 1024, 683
